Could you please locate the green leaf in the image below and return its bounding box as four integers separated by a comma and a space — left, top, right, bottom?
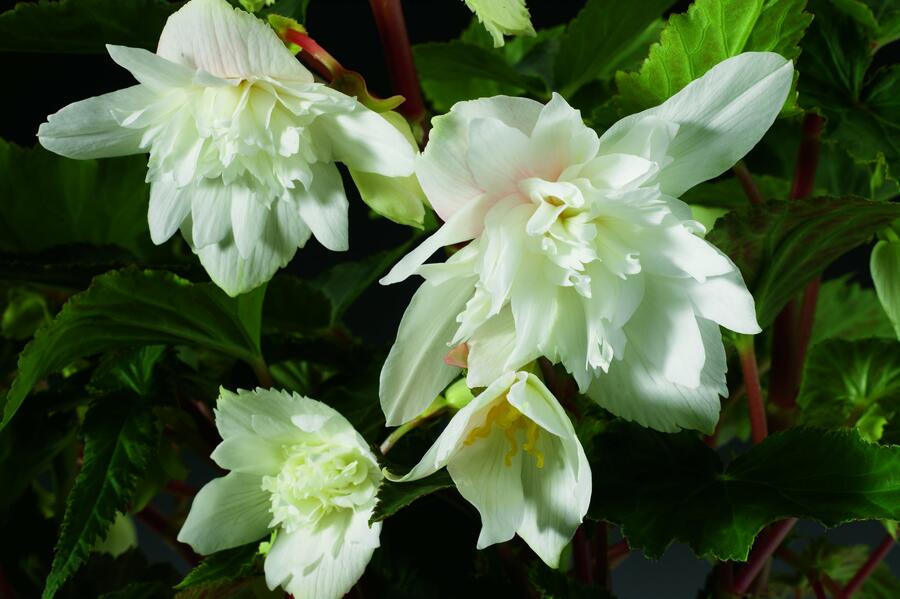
0, 269, 265, 431
98, 582, 172, 599
832, 0, 900, 49
44, 400, 159, 599
88, 345, 167, 398
527, 562, 612, 599
798, 338, 900, 441
706, 196, 900, 327
175, 543, 260, 591
615, 0, 812, 113
371, 471, 454, 522
553, 0, 675, 98
872, 240, 900, 340
800, 1, 900, 182
1, 287, 51, 340
590, 422, 900, 560
0, 141, 160, 260
0, 0, 179, 53
811, 276, 895, 345
680, 174, 790, 209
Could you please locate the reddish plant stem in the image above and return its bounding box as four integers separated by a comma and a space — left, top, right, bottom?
809, 577, 827, 599
607, 539, 630, 563
717, 562, 734, 593
572, 527, 595, 585
796, 277, 820, 375
769, 113, 825, 410
165, 479, 198, 498
250, 358, 274, 389
367, 0, 427, 125
734, 161, 764, 205
731, 518, 797, 594
136, 506, 200, 567
737, 337, 768, 444
840, 534, 895, 598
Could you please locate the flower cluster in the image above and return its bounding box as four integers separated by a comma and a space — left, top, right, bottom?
38, 0, 793, 592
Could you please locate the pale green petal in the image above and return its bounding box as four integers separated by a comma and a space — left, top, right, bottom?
264, 509, 381, 599
210, 434, 283, 475
157, 0, 312, 82
872, 240, 900, 340
214, 387, 305, 440
106, 44, 193, 90
148, 175, 191, 245
464, 0, 535, 47
315, 105, 415, 178
379, 275, 476, 426
598, 52, 793, 196
293, 162, 349, 252
177, 471, 271, 554
38, 86, 150, 159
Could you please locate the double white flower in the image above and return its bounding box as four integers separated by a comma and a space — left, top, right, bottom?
380, 53, 793, 434
388, 371, 590, 567
38, 0, 415, 296
178, 388, 383, 599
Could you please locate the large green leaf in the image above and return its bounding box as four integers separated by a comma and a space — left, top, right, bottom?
371, 471, 455, 523
0, 0, 179, 53
0, 269, 265, 431
175, 543, 260, 593
800, 0, 900, 181
706, 196, 900, 327
615, 0, 812, 113
44, 400, 158, 599
798, 338, 900, 441
811, 276, 896, 345
0, 141, 158, 260
872, 239, 900, 339
590, 422, 900, 560
552, 0, 674, 98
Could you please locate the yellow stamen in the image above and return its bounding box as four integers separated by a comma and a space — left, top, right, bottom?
463, 400, 545, 468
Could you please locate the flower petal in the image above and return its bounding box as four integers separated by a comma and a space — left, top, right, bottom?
190, 179, 235, 248
293, 162, 349, 252
684, 268, 761, 334
230, 186, 269, 258
467, 308, 518, 388
517, 432, 591, 568
156, 0, 312, 82
505, 373, 571, 439
176, 471, 270, 554
587, 318, 727, 433
417, 95, 542, 221
264, 509, 381, 599
214, 387, 306, 439
380, 275, 476, 426
598, 52, 794, 196
210, 434, 283, 475
38, 86, 151, 159
315, 103, 416, 177
106, 44, 193, 90
528, 93, 599, 177
148, 175, 191, 245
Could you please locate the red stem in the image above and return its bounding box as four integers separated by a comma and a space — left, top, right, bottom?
796, 277, 820, 376
731, 518, 797, 594
810, 577, 827, 599
737, 337, 768, 444
769, 113, 825, 410
840, 534, 895, 598
136, 506, 200, 567
734, 161, 764, 205
572, 527, 595, 585
367, 0, 427, 124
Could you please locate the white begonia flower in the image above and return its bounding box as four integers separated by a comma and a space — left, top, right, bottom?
463, 0, 536, 47
380, 53, 794, 432
177, 388, 383, 599
37, 0, 415, 296
387, 371, 590, 567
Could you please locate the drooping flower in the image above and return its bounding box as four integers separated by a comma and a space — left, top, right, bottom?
380, 53, 794, 432
387, 371, 590, 567
463, 0, 535, 47
38, 0, 415, 296
177, 388, 383, 599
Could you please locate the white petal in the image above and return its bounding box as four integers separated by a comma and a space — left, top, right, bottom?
386, 372, 517, 481
191, 179, 234, 248
293, 162, 349, 252
230, 186, 269, 258
379, 275, 476, 426
507, 268, 559, 369
316, 105, 416, 177
265, 509, 381, 599
380, 195, 493, 285
148, 175, 191, 244
467, 308, 518, 388
38, 86, 151, 159
623, 278, 705, 388
517, 431, 591, 568
685, 268, 761, 334
176, 471, 270, 554
636, 221, 733, 281
210, 434, 283, 475
448, 425, 525, 549
106, 44, 193, 90
157, 0, 313, 82
528, 93, 599, 175
578, 153, 658, 190
588, 318, 727, 433
598, 52, 793, 196
214, 387, 305, 439
417, 95, 542, 221
466, 117, 534, 198
506, 373, 571, 439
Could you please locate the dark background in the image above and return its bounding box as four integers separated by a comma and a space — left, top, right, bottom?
1, 0, 894, 597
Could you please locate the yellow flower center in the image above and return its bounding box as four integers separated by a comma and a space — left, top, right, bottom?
463, 400, 545, 468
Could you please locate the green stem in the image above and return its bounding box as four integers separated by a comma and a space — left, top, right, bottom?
250, 358, 274, 389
